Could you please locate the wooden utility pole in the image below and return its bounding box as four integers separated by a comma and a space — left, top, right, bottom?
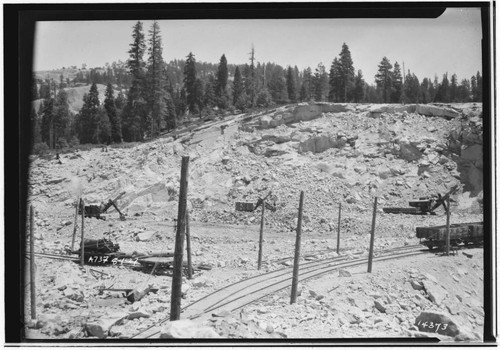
446, 196, 451, 256
80, 198, 85, 267
71, 197, 80, 252
257, 201, 265, 270
290, 191, 304, 304
336, 202, 342, 254
170, 156, 190, 321
185, 211, 193, 279
30, 205, 36, 320
367, 197, 378, 273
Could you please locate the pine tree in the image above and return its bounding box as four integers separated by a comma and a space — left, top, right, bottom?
435, 73, 450, 102
328, 58, 342, 102
450, 74, 458, 102
204, 74, 217, 108
98, 107, 111, 144
404, 71, 421, 103
286, 66, 297, 103
300, 68, 312, 101
391, 62, 403, 103
215, 54, 229, 108
78, 83, 101, 144
338, 43, 355, 102
457, 79, 471, 102
127, 21, 146, 79
470, 75, 477, 102
184, 52, 198, 114
312, 63, 328, 101
123, 21, 147, 141
146, 20, 165, 137
375, 57, 393, 103
353, 70, 365, 103
248, 46, 256, 107
52, 89, 71, 146
194, 78, 204, 115
420, 78, 432, 103
232, 66, 245, 107
104, 83, 122, 143
473, 71, 482, 101
268, 66, 288, 104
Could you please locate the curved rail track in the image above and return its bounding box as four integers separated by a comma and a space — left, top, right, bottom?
131, 244, 426, 339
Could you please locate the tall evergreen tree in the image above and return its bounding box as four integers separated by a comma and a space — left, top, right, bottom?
104, 83, 122, 143
232, 66, 245, 107
457, 79, 471, 102
194, 78, 204, 114
78, 83, 101, 143
338, 43, 355, 102
435, 73, 450, 102
215, 54, 229, 108
286, 66, 297, 103
248, 46, 256, 107
146, 20, 166, 137
127, 21, 146, 79
52, 89, 71, 146
404, 71, 421, 103
420, 78, 432, 103
353, 70, 365, 103
204, 74, 217, 108
184, 52, 198, 114
391, 62, 403, 103
450, 74, 458, 102
328, 58, 342, 102
375, 57, 393, 103
123, 21, 147, 141
300, 67, 312, 101
473, 71, 482, 101
312, 63, 329, 101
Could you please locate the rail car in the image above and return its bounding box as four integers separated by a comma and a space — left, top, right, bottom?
416, 221, 483, 249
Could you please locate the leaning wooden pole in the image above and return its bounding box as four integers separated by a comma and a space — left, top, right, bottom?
80, 198, 85, 267
257, 200, 265, 270
30, 205, 36, 320
290, 191, 304, 304
336, 202, 341, 254
367, 197, 378, 273
185, 211, 193, 279
446, 196, 451, 256
170, 156, 190, 321
71, 196, 80, 252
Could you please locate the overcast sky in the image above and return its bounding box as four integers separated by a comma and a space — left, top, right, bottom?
33, 7, 482, 84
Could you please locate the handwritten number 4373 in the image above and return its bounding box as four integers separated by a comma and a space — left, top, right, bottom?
417, 320, 448, 332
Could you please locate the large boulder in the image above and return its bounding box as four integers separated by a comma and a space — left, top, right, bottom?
416, 104, 460, 119
415, 311, 467, 338
422, 279, 448, 306
160, 320, 221, 338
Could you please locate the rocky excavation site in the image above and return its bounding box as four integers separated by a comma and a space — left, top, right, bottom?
24, 102, 485, 342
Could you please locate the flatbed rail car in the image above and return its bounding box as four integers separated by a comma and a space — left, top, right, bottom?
416, 221, 483, 249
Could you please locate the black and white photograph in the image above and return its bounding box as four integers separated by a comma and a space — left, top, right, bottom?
7, 1, 495, 346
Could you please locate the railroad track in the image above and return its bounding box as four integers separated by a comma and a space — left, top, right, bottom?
131, 244, 426, 339
25, 251, 79, 261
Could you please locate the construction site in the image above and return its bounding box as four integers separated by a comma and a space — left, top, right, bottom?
24, 101, 485, 341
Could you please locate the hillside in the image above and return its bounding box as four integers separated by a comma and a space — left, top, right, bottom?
32, 84, 108, 114
25, 102, 484, 341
